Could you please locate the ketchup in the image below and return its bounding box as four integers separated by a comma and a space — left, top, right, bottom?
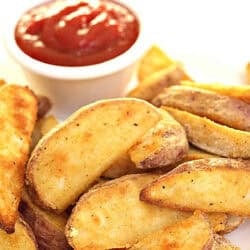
15, 0, 139, 66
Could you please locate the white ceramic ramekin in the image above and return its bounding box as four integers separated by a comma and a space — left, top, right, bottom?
4, 0, 149, 119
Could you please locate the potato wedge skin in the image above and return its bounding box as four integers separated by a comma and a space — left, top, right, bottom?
141, 158, 250, 216
0, 217, 38, 250
26, 98, 161, 212
65, 174, 193, 249
129, 109, 188, 168
19, 190, 70, 250
130, 211, 213, 250
181, 80, 250, 105
128, 65, 188, 102
0, 85, 37, 233
163, 106, 250, 158
153, 85, 250, 131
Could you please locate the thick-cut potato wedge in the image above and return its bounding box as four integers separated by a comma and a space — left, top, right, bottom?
163, 106, 250, 158
137, 45, 174, 82
65, 174, 194, 249
141, 158, 250, 216
130, 211, 213, 250
129, 109, 188, 168
26, 98, 161, 212
154, 85, 250, 131
128, 65, 188, 102
246, 62, 250, 85
0, 217, 37, 250
0, 85, 37, 233
19, 189, 70, 250
211, 234, 239, 249
181, 80, 250, 105
31, 115, 59, 150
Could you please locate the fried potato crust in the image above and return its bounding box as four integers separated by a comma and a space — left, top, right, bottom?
153, 85, 250, 131
26, 98, 161, 212
163, 106, 250, 158
0, 85, 37, 233
141, 158, 250, 216
130, 211, 213, 250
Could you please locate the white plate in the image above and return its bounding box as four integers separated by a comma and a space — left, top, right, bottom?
0, 1, 250, 249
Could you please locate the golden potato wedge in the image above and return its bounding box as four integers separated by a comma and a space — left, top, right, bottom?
26, 98, 161, 212
246, 62, 250, 85
163, 106, 250, 158
65, 174, 193, 249
128, 64, 188, 102
137, 45, 174, 82
154, 85, 250, 131
181, 80, 250, 105
211, 234, 239, 249
0, 85, 37, 233
0, 217, 37, 250
20, 189, 70, 250
129, 109, 188, 168
185, 146, 217, 161
130, 211, 213, 250
141, 158, 250, 216
31, 115, 59, 151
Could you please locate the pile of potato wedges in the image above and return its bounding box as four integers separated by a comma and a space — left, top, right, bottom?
1, 45, 250, 249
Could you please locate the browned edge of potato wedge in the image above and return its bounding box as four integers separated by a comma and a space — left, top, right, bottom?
141, 158, 250, 216
19, 189, 70, 250
163, 106, 250, 158
137, 45, 174, 82
129, 108, 189, 168
153, 85, 250, 131
26, 98, 162, 212
127, 64, 188, 102
0, 84, 38, 233
130, 210, 213, 250
0, 216, 38, 250
65, 174, 195, 249
181, 80, 250, 105
37, 95, 52, 119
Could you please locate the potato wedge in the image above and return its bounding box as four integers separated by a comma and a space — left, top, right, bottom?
19, 189, 70, 250
211, 234, 239, 249
0, 217, 37, 250
0, 85, 37, 233
130, 211, 213, 250
185, 146, 217, 161
163, 106, 250, 158
37, 95, 52, 119
129, 109, 188, 168
181, 80, 250, 105
137, 45, 174, 82
141, 158, 250, 216
26, 98, 161, 212
154, 85, 250, 131
65, 174, 193, 249
128, 64, 188, 102
220, 215, 244, 234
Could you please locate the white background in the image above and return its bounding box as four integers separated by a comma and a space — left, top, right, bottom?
0, 1, 250, 249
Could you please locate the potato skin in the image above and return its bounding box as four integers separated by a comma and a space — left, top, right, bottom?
153, 85, 250, 131
19, 199, 70, 250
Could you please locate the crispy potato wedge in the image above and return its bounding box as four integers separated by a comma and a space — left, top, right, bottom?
128, 64, 188, 102
246, 62, 250, 85
181, 80, 250, 105
19, 189, 70, 250
65, 174, 194, 249
0, 217, 37, 250
211, 234, 239, 249
141, 158, 250, 216
137, 45, 174, 82
163, 106, 250, 158
130, 211, 213, 250
129, 109, 188, 168
31, 115, 59, 151
26, 98, 161, 212
153, 85, 250, 131
0, 85, 37, 233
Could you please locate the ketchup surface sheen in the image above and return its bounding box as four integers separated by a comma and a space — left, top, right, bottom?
15, 0, 139, 66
